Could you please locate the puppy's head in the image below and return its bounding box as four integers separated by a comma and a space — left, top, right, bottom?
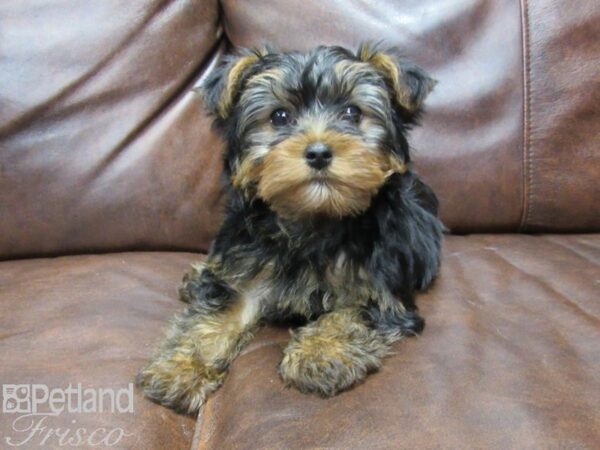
200, 43, 435, 220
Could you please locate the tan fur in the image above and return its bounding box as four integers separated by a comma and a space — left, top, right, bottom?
385, 152, 408, 177
279, 308, 391, 396
217, 54, 261, 119
231, 152, 264, 194
359, 44, 433, 111
245, 67, 286, 93
235, 129, 405, 219
136, 290, 261, 414
139, 45, 435, 413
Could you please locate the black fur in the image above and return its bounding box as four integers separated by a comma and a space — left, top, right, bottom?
138, 44, 444, 412
208, 173, 442, 328
198, 43, 443, 335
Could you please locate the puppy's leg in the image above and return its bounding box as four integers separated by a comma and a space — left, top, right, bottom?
279, 307, 390, 397
366, 292, 426, 340
178, 260, 236, 311
137, 284, 261, 414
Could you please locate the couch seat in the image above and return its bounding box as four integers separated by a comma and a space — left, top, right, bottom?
1, 235, 598, 449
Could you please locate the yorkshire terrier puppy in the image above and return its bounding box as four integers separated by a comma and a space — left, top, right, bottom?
137, 43, 443, 414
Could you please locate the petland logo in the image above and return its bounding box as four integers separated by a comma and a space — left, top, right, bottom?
2, 384, 135, 447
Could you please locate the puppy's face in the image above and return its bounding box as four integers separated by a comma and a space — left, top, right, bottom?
201, 44, 435, 220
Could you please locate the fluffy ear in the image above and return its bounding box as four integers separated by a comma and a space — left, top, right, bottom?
196, 49, 266, 120
358, 43, 436, 112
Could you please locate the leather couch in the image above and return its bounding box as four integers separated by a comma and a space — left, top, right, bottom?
1, 1, 598, 449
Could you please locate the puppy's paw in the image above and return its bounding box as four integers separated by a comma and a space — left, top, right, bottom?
136, 353, 225, 414
178, 263, 235, 312
278, 316, 389, 396
178, 263, 206, 304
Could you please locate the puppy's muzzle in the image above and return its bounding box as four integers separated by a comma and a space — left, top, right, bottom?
305, 143, 333, 170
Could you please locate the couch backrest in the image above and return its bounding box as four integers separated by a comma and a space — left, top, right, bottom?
1, 0, 599, 260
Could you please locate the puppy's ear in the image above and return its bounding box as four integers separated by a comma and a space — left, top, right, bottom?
358, 43, 436, 113
196, 49, 267, 120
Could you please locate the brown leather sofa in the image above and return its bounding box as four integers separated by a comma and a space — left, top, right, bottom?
1, 1, 599, 449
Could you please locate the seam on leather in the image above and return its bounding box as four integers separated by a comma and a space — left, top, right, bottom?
518, 0, 532, 231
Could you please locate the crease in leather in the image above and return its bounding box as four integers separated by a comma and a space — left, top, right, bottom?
164, 45, 229, 248
1, 246, 210, 263
543, 236, 600, 267
195, 336, 310, 448
86, 33, 225, 183
191, 410, 205, 450
518, 0, 532, 231
441, 247, 533, 352
481, 241, 600, 330
195, 393, 218, 450
444, 246, 500, 260
0, 329, 32, 341
0, 0, 172, 138
442, 238, 600, 365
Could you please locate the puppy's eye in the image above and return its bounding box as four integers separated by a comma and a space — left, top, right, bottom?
341, 105, 361, 124
270, 108, 292, 127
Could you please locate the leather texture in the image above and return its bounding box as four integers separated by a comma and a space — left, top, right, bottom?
2, 0, 599, 260
520, 0, 600, 231
0, 0, 224, 259
221, 0, 526, 233
194, 234, 600, 450
0, 252, 199, 450
1, 237, 598, 449
1, 1, 600, 449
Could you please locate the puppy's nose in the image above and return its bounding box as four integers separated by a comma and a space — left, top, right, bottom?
305, 143, 333, 170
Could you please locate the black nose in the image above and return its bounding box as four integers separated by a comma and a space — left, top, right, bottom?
305, 143, 333, 170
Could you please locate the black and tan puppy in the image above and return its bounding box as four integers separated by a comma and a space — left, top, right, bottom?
137, 43, 443, 414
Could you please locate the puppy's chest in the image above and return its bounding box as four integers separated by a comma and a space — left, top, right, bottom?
244, 252, 378, 318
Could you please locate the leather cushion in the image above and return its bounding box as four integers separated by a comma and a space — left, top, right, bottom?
0, 0, 224, 259
220, 0, 600, 232
1, 237, 598, 449
0, 252, 200, 449
2, 0, 599, 261
194, 234, 600, 449
521, 1, 600, 231
220, 0, 526, 233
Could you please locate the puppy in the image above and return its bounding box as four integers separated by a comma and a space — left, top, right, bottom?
137, 43, 443, 414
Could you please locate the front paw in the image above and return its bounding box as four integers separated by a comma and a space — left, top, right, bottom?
178, 263, 206, 304
136, 353, 225, 414
278, 323, 388, 396
178, 263, 235, 312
